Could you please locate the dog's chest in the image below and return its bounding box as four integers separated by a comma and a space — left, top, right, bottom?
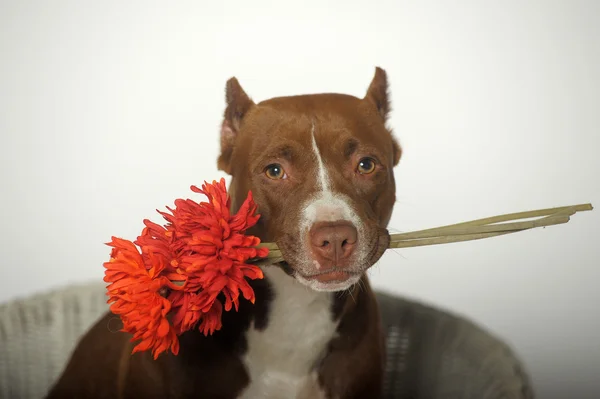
238, 267, 339, 399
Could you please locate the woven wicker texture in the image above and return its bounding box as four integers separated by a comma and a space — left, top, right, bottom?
0, 283, 533, 399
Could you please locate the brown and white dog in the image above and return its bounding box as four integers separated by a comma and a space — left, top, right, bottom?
47, 67, 402, 399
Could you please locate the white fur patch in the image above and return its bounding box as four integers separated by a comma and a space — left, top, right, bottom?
304, 126, 360, 228
302, 194, 361, 227
295, 272, 362, 293
239, 267, 337, 399
311, 129, 330, 193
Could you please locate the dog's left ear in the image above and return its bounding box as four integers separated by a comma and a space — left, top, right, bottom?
364, 67, 402, 166
218, 77, 255, 174
364, 66, 390, 122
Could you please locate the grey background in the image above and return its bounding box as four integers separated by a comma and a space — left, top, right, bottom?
1, 1, 599, 397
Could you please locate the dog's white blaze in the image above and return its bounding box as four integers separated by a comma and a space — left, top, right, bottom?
311, 127, 330, 193
240, 267, 335, 399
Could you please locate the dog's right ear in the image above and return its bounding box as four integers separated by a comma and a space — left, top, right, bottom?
218, 77, 255, 174
364, 67, 390, 122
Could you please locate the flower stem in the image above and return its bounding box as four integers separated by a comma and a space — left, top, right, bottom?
254, 203, 593, 256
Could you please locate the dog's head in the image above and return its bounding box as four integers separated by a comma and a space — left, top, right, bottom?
217, 68, 401, 292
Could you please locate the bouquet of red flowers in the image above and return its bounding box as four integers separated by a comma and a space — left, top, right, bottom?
103, 179, 269, 359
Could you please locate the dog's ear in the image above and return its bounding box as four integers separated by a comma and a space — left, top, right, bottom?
364, 67, 390, 122
218, 77, 255, 174
364, 67, 401, 166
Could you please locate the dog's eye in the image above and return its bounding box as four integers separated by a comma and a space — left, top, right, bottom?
264, 163, 286, 180
357, 157, 376, 174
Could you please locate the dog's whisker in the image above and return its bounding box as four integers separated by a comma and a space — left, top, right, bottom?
348, 288, 357, 303
388, 248, 407, 260
357, 278, 366, 293
386, 226, 407, 234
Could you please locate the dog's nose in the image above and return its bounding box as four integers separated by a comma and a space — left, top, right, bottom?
309, 222, 358, 266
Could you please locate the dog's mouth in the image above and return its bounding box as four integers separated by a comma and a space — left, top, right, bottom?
297, 269, 362, 284
275, 260, 361, 281
274, 261, 362, 292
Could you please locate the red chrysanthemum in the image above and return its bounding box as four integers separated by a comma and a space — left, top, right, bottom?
103, 178, 269, 358
103, 237, 181, 359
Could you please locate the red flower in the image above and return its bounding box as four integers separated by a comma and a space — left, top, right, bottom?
164, 179, 268, 333
104, 237, 181, 359
103, 178, 269, 358
168, 290, 224, 336
135, 220, 186, 284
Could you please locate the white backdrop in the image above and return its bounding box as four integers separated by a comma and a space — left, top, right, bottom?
1, 1, 599, 397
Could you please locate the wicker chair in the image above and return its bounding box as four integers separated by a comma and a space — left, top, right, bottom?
0, 282, 534, 398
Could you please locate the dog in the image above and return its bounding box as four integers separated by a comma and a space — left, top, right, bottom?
46, 67, 402, 399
